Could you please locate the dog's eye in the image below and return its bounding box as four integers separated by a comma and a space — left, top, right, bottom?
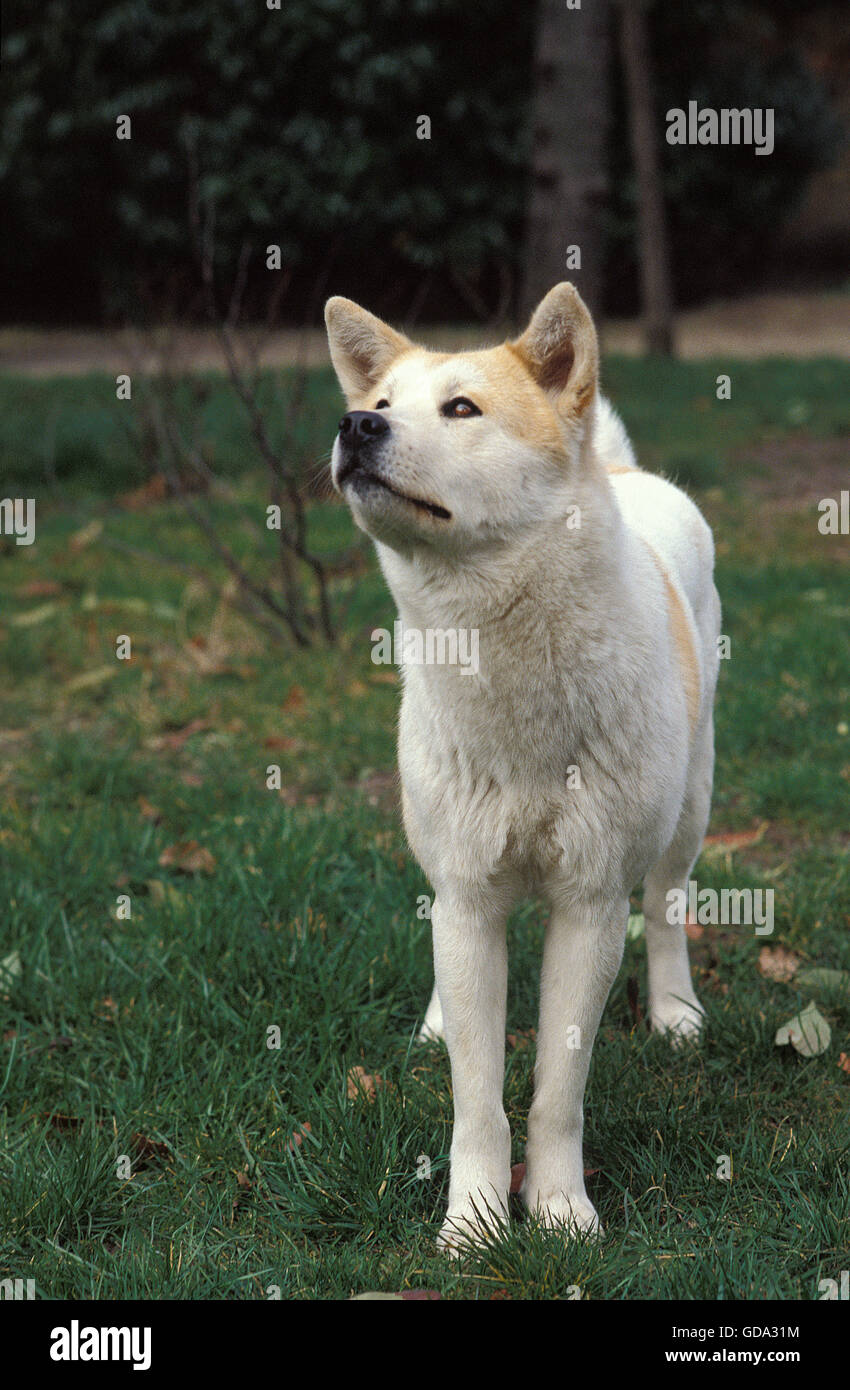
374, 399, 390, 410
442, 397, 481, 419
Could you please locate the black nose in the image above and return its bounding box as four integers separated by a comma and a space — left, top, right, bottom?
338, 410, 390, 448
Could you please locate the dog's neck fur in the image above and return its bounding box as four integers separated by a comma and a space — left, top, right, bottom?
375, 426, 643, 774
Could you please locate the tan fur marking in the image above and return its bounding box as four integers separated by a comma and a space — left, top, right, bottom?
605, 464, 637, 476
645, 544, 701, 738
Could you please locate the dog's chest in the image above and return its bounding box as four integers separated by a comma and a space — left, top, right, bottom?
398, 669, 609, 886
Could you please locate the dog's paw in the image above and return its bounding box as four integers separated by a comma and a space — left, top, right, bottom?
437, 1198, 509, 1254
525, 1190, 602, 1238
650, 993, 705, 1045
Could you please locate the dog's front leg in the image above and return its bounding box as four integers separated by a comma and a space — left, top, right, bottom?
432, 891, 511, 1249
524, 897, 628, 1235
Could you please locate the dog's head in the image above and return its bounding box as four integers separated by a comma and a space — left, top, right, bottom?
325, 283, 598, 555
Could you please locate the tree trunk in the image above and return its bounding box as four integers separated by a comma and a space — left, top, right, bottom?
618, 0, 675, 355
520, 0, 611, 323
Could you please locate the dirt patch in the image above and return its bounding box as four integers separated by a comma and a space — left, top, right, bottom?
737, 434, 850, 514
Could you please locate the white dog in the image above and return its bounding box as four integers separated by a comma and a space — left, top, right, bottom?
326, 282, 721, 1248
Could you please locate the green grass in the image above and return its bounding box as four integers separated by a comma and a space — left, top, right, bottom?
0, 356, 848, 1299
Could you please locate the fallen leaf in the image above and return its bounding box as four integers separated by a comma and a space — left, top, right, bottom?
230, 1164, 254, 1224
17, 579, 62, 597
703, 821, 769, 859
506, 1028, 536, 1051
131, 1133, 171, 1167
45, 1112, 83, 1133
69, 519, 103, 551
758, 946, 800, 983
350, 1291, 442, 1301
838, 1053, 850, 1075
282, 686, 306, 714
138, 796, 161, 823
263, 736, 299, 751
148, 719, 212, 752
119, 474, 168, 510
775, 1001, 831, 1057
158, 841, 216, 874
346, 1066, 384, 1102
286, 1122, 312, 1152
0, 949, 22, 996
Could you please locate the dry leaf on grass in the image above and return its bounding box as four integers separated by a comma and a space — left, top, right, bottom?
158, 841, 216, 874
758, 946, 800, 983
119, 474, 169, 510
775, 1001, 831, 1057
17, 579, 63, 598
230, 1165, 254, 1223
131, 1133, 172, 1167
0, 949, 22, 997
286, 1122, 312, 1152
702, 821, 769, 860
282, 686, 306, 714
838, 1053, 850, 1075
346, 1066, 386, 1102
69, 519, 103, 550
45, 1113, 83, 1133
148, 719, 212, 752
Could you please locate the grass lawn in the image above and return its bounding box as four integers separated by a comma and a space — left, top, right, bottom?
0, 355, 848, 1300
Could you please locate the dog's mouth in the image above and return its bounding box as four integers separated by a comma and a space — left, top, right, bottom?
338, 459, 451, 521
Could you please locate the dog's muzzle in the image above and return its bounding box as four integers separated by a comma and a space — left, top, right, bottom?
336, 410, 390, 486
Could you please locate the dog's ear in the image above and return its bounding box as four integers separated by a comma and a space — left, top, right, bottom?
325, 297, 412, 404
510, 282, 598, 419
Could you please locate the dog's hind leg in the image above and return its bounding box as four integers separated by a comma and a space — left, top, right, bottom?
643, 718, 714, 1040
